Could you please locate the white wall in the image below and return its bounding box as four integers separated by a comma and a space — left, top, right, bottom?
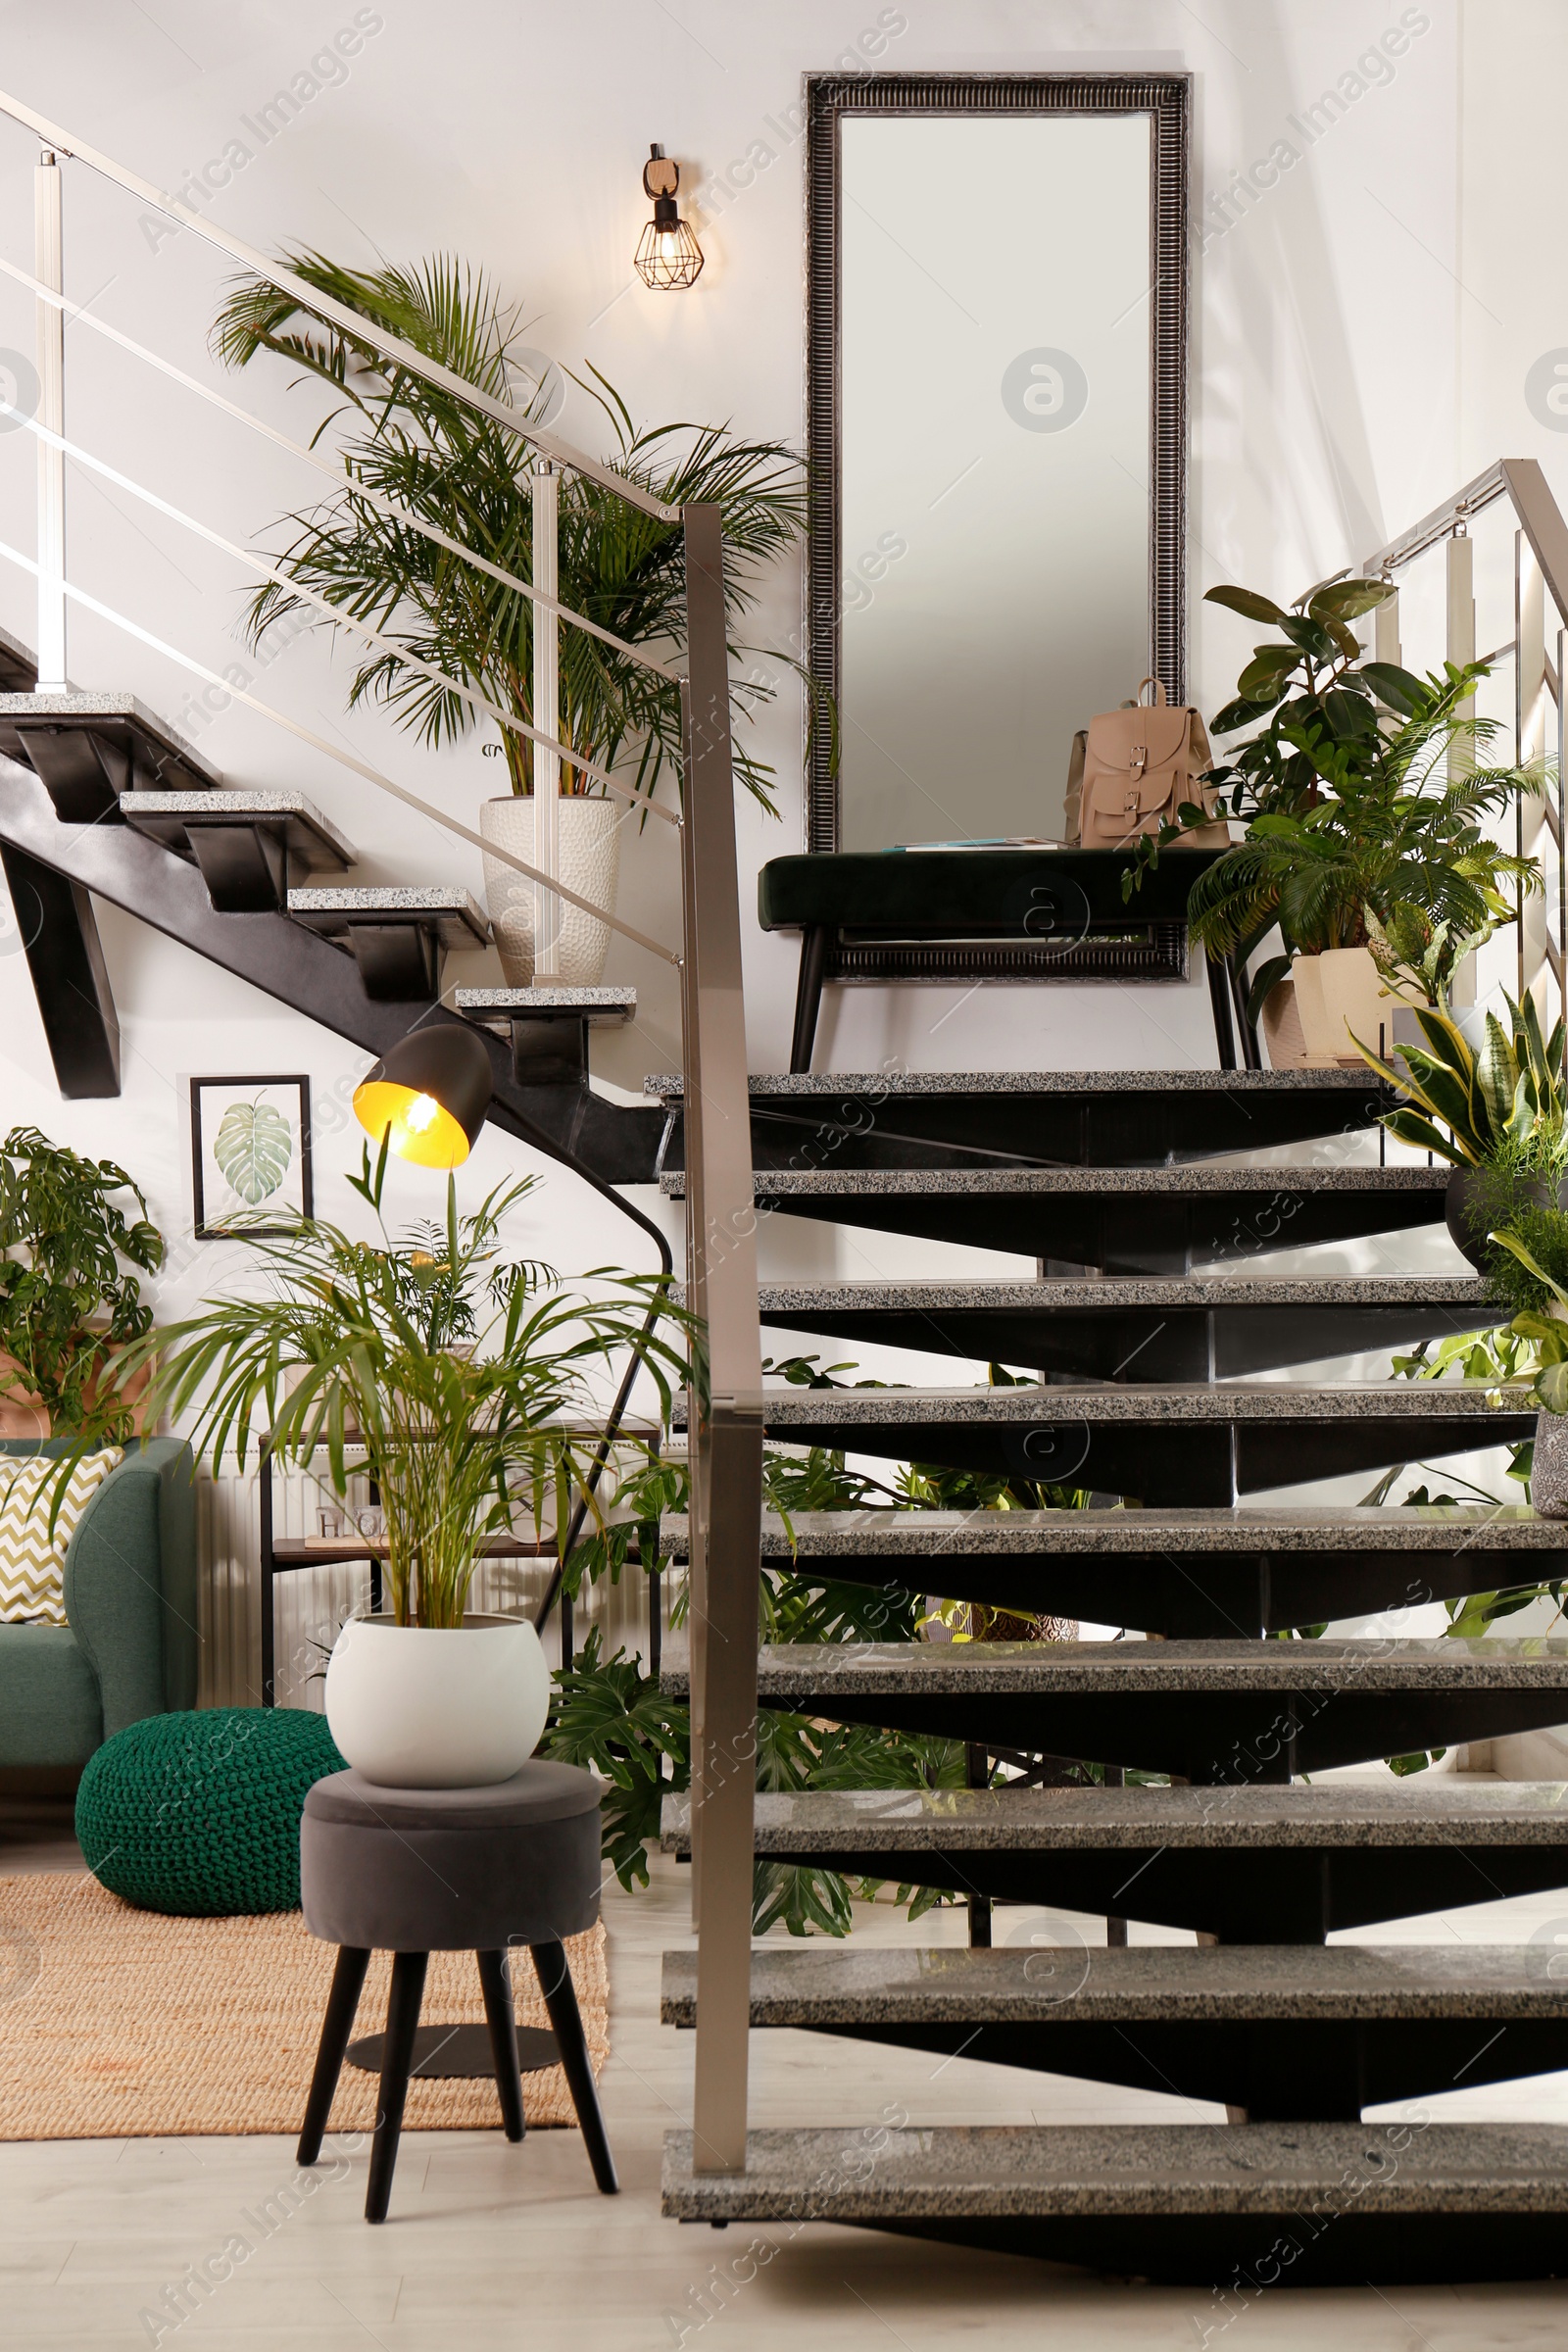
0, 0, 1556, 1303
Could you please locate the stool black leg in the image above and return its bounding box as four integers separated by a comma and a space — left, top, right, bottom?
366, 1949, 427, 2224
476, 1947, 526, 2143
790, 925, 829, 1074
297, 1944, 370, 2166
530, 1938, 618, 2194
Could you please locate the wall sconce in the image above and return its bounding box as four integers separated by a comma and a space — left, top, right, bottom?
634, 144, 704, 290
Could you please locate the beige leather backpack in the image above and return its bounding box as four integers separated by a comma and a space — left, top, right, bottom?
1065, 678, 1228, 849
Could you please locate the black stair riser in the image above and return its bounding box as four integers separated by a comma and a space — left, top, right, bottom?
759, 1299, 1500, 1382
722, 1841, 1568, 1942
657, 1088, 1395, 1175
743, 1185, 1448, 1274
800, 2211, 1568, 2290
770, 1547, 1549, 1641
762, 2016, 1568, 2124
755, 1686, 1568, 1784
756, 1412, 1538, 1506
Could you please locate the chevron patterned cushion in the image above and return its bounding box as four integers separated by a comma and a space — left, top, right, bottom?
0, 1446, 123, 1625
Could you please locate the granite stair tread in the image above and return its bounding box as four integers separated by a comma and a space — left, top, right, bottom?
661, 2119, 1568, 2223
662, 1502, 1568, 1559
662, 1165, 1451, 1198
120, 787, 354, 867
726, 1275, 1496, 1309
660, 1780, 1568, 1856
719, 1379, 1524, 1426
287, 884, 489, 940
660, 1637, 1568, 1699
646, 1069, 1394, 1101
659, 1940, 1568, 2026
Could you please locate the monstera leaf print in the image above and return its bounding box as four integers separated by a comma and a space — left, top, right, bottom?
213, 1097, 294, 1205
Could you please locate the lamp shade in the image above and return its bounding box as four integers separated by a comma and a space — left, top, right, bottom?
353, 1025, 494, 1169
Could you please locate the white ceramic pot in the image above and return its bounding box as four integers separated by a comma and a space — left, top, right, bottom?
1258, 975, 1308, 1070
323, 1611, 551, 1788
479, 796, 622, 988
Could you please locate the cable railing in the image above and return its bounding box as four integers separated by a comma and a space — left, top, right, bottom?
1361, 458, 1568, 1038
0, 90, 763, 2176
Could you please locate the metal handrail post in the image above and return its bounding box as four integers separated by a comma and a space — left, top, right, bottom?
33, 149, 65, 692
678, 501, 762, 2178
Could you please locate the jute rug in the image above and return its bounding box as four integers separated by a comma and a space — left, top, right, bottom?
0, 1871, 608, 2141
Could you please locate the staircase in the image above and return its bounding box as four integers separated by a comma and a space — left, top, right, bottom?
651, 1063, 1568, 2280
4, 90, 1568, 2298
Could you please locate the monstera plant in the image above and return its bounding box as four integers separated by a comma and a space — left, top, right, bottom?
213, 1095, 295, 1207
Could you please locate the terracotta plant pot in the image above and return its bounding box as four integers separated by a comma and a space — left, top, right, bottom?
479, 796, 622, 988
324, 1610, 551, 1788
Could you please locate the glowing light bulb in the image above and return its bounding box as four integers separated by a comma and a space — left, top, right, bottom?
403, 1093, 440, 1134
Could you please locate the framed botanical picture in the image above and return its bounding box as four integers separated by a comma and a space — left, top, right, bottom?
190, 1075, 314, 1239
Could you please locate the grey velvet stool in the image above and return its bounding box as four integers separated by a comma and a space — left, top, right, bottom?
295, 1760, 616, 2222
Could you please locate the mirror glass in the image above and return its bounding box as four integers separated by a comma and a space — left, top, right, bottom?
838, 113, 1153, 851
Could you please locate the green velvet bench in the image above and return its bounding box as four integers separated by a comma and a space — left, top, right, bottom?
757, 848, 1243, 1073
0, 1437, 198, 1779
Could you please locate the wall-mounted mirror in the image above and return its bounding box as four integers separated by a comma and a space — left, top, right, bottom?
806, 74, 1189, 880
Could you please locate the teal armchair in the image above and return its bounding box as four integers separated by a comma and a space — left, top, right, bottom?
0, 1437, 198, 1770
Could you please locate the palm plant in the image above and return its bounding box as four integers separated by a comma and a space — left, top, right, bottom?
122, 1143, 692, 1630
212, 253, 821, 811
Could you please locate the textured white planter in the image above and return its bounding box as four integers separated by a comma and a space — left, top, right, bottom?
324, 1611, 551, 1788
479, 796, 621, 988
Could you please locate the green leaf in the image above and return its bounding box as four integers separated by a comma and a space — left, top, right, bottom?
1360, 661, 1428, 716
213, 1098, 294, 1205
1204, 584, 1288, 624
1234, 665, 1292, 708
1308, 578, 1396, 622
1210, 695, 1281, 735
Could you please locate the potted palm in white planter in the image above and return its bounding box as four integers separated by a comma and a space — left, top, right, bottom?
125, 1147, 689, 1786
214, 257, 822, 985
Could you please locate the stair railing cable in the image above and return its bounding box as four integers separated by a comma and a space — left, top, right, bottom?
1362, 457, 1568, 1052
0, 248, 686, 684
0, 92, 763, 2175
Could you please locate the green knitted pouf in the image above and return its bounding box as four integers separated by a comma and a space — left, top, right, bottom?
75, 1708, 346, 1916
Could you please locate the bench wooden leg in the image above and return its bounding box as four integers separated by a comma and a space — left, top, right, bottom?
366, 1949, 427, 2223
477, 1946, 526, 2143
790, 923, 830, 1074
297, 1943, 370, 2166
530, 1938, 618, 2194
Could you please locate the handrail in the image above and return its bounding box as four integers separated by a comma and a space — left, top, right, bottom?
0, 398, 680, 824
1363, 459, 1568, 636
0, 533, 680, 964
0, 249, 685, 684
0, 85, 680, 523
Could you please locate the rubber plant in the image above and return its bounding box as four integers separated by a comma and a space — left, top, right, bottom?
211, 253, 830, 813
1129, 578, 1542, 1022
0, 1124, 163, 1446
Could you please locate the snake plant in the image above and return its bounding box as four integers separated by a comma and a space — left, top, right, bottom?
1354, 991, 1568, 1172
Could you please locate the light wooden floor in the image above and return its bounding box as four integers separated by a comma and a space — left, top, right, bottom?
5, 1818, 1568, 2348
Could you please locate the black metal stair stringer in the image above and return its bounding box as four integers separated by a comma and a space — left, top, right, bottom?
0, 755, 663, 1167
